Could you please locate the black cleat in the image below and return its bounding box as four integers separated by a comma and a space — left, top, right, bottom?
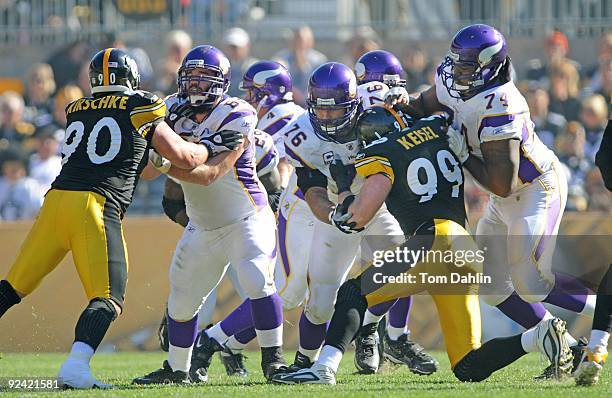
220, 347, 248, 377
261, 346, 288, 381
132, 360, 190, 385
354, 323, 380, 374
287, 351, 314, 372
189, 330, 224, 383
535, 337, 587, 380
383, 333, 438, 375
158, 312, 169, 352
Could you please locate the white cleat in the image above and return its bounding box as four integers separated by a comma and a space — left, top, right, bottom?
535, 318, 573, 379
57, 358, 112, 389
271, 363, 337, 385
574, 349, 607, 386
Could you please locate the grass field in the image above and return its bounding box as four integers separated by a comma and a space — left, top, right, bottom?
0, 351, 608, 397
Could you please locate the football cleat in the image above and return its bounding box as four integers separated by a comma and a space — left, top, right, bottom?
535, 337, 587, 380
354, 323, 380, 374
534, 318, 573, 379
220, 347, 248, 377
158, 312, 169, 352
57, 358, 112, 389
383, 332, 438, 375
271, 363, 336, 385
189, 330, 224, 383
132, 360, 191, 385
574, 348, 607, 386
288, 351, 314, 372
261, 346, 289, 381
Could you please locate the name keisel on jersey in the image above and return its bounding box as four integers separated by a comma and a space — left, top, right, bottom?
396, 126, 440, 150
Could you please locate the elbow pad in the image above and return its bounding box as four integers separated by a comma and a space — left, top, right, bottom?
162, 197, 186, 224
296, 167, 327, 195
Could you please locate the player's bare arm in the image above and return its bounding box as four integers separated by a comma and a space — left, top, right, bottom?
151, 121, 209, 169
162, 178, 189, 227
167, 142, 245, 186
389, 85, 444, 118
463, 138, 520, 198
277, 158, 294, 187
345, 174, 392, 229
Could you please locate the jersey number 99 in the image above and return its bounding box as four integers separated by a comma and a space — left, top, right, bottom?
406, 149, 463, 203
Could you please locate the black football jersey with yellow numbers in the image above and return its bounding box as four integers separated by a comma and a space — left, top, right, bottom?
355, 115, 466, 235
52, 90, 166, 214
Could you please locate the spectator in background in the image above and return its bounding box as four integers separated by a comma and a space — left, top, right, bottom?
580, 94, 608, 161
584, 32, 612, 83
557, 121, 592, 211
274, 25, 327, 106
548, 60, 582, 121
525, 86, 566, 149
344, 27, 379, 66
23, 63, 56, 128
525, 30, 580, 85
101, 32, 154, 91
402, 44, 432, 92
0, 149, 42, 221
49, 85, 83, 131
28, 126, 61, 199
588, 56, 612, 112
222, 27, 257, 98
155, 30, 193, 94
77, 61, 92, 96
46, 40, 90, 88
0, 91, 35, 148
585, 168, 612, 212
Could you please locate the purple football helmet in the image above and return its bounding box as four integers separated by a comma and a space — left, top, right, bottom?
307, 62, 360, 143
240, 61, 292, 112
178, 45, 231, 111
441, 24, 508, 98
354, 50, 406, 87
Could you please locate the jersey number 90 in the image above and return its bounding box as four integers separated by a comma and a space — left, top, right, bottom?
61, 117, 122, 165
407, 149, 463, 203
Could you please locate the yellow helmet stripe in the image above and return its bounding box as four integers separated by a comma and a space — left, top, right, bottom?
386, 107, 407, 129
102, 48, 113, 86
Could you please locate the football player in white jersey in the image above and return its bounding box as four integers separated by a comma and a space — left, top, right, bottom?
389, 24, 595, 378
133, 45, 286, 384
352, 49, 437, 376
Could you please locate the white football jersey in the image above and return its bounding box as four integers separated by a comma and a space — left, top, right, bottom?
283, 112, 363, 201
358, 81, 389, 110
434, 67, 557, 193
165, 95, 265, 230
253, 129, 279, 177
258, 101, 305, 158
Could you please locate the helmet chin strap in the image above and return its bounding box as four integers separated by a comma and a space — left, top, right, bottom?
256, 95, 269, 114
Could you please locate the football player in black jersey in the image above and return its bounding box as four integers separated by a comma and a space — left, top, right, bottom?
0, 48, 241, 389
272, 107, 571, 385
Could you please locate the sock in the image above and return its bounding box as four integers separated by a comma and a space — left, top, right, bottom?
317, 345, 343, 373
298, 312, 327, 358
592, 265, 612, 332
218, 299, 254, 338
67, 341, 94, 363
226, 327, 256, 353
363, 299, 396, 326
388, 296, 411, 330
323, 279, 368, 354
520, 326, 539, 352
454, 335, 526, 382
251, 294, 283, 348
0, 280, 21, 318
167, 315, 198, 348
387, 325, 407, 340
206, 323, 230, 345
496, 293, 548, 328
168, 345, 192, 372
74, 300, 116, 351
544, 272, 591, 313
588, 330, 610, 352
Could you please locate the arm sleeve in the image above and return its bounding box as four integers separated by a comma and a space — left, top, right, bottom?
296, 166, 327, 194
354, 152, 395, 184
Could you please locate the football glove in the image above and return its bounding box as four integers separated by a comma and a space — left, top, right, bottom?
149, 149, 171, 173
384, 86, 410, 106
329, 154, 355, 194
329, 195, 364, 234
446, 126, 469, 163
198, 129, 246, 157
267, 186, 284, 213
165, 101, 194, 131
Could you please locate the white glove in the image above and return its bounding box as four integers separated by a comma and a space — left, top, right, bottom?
447, 126, 469, 163
328, 195, 364, 234
384, 86, 409, 106
193, 125, 245, 157
149, 149, 171, 173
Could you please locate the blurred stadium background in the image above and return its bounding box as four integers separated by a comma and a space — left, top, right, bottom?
0, 0, 610, 353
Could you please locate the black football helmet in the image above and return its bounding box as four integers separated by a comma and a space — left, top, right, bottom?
89, 48, 140, 94
355, 106, 410, 148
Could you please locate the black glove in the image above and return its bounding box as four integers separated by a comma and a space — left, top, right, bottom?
329, 195, 364, 234
329, 154, 355, 194
199, 130, 245, 157
267, 186, 284, 213
165, 101, 194, 131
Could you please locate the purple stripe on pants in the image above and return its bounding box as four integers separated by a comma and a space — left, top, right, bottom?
220, 299, 254, 337
533, 192, 562, 262
388, 296, 412, 328
251, 293, 283, 331
277, 211, 291, 277
168, 314, 199, 348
